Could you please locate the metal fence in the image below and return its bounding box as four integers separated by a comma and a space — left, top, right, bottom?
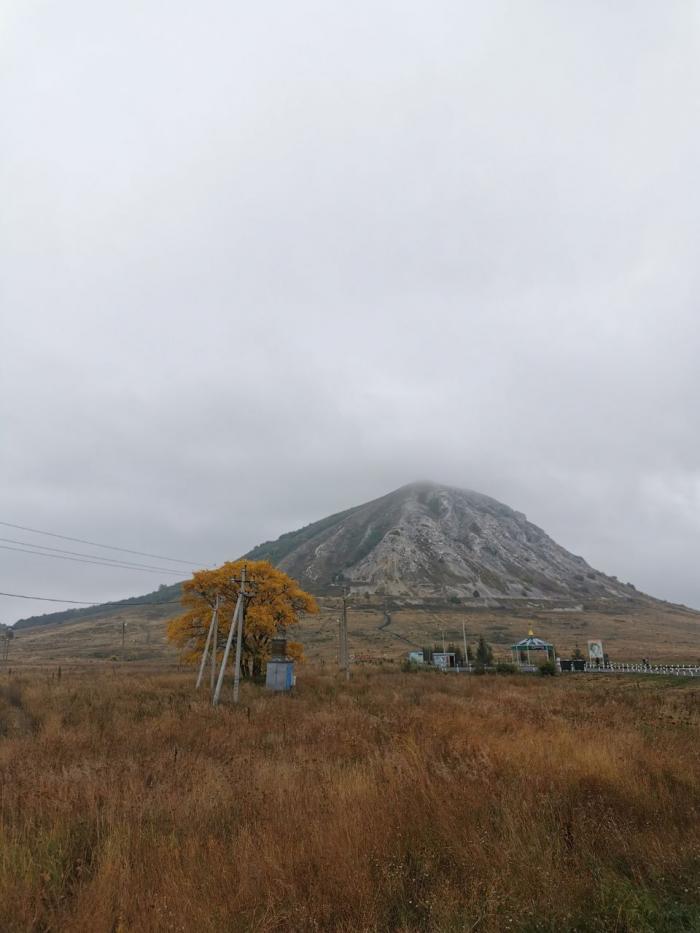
583, 661, 700, 678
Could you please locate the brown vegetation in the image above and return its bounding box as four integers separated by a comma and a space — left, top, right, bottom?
10, 599, 700, 670
308, 600, 700, 665
0, 666, 698, 931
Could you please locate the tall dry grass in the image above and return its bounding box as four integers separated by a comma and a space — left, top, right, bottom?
0, 667, 698, 932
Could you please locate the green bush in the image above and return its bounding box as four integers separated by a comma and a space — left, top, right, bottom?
538, 660, 557, 676
495, 662, 517, 674
475, 635, 493, 667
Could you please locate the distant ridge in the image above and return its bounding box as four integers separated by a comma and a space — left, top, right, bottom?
13, 584, 182, 631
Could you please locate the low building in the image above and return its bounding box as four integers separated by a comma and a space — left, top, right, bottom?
432, 651, 457, 670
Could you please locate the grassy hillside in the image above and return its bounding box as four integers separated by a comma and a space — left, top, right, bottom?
12, 582, 183, 631
244, 504, 357, 565
7, 596, 700, 668
0, 667, 698, 931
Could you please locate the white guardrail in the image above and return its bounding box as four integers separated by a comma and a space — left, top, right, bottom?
583, 662, 700, 678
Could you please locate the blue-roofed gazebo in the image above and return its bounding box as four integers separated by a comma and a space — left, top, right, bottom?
511, 628, 555, 668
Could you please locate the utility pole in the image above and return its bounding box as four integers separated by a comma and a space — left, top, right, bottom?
210, 595, 219, 693
196, 595, 219, 690
232, 565, 247, 704
462, 620, 470, 673
121, 620, 126, 660
213, 580, 244, 707
339, 589, 350, 680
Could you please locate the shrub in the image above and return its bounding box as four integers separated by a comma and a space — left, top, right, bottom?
476, 635, 493, 667
538, 660, 557, 676
495, 662, 517, 674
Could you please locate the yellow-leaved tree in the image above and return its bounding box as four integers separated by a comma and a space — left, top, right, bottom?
167, 559, 318, 677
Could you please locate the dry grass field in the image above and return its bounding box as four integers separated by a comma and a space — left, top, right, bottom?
9, 599, 700, 668
0, 666, 698, 932
303, 602, 700, 665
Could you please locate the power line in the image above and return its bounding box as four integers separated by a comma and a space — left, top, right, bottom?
0, 543, 184, 575
0, 590, 183, 606
0, 520, 202, 566
0, 591, 95, 605
0, 536, 186, 575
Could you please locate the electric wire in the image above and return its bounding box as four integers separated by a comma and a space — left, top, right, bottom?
0, 590, 183, 606
0, 591, 96, 604
0, 536, 187, 575
0, 543, 185, 575
0, 520, 202, 566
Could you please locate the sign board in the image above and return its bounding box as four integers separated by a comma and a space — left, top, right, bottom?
587, 639, 604, 661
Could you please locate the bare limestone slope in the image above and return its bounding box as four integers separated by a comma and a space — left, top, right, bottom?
245, 481, 640, 603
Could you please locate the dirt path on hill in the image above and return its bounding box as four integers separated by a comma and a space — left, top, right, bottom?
378, 607, 420, 647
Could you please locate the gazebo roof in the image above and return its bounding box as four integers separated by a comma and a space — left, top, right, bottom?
511, 627, 553, 650
511, 636, 553, 650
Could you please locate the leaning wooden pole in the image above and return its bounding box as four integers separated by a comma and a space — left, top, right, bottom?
232, 565, 247, 705
209, 595, 219, 692
196, 598, 219, 690
213, 589, 243, 707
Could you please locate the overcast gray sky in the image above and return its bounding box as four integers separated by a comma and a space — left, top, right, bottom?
2, 1, 699, 625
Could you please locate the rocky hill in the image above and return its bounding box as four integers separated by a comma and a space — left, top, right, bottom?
14, 481, 649, 636
246, 481, 640, 603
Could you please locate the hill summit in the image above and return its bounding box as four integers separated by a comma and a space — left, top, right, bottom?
246, 481, 638, 603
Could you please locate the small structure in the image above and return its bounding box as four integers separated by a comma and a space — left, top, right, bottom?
432, 651, 457, 671
511, 628, 555, 669
266, 661, 295, 691
405, 650, 463, 671
265, 635, 295, 692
